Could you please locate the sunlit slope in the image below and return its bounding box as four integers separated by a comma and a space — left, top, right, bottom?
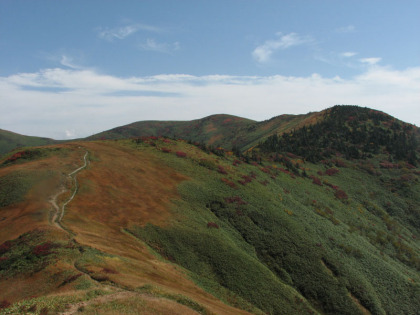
0, 129, 56, 156
1, 109, 419, 314
0, 142, 252, 315
86, 111, 323, 151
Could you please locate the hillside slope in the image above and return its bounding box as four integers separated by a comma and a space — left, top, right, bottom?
1, 105, 419, 314
1, 130, 419, 314
86, 111, 323, 151
0, 129, 56, 156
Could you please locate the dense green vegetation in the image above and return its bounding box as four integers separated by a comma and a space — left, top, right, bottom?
126, 131, 420, 315
259, 105, 419, 164
0, 171, 36, 208
0, 129, 55, 156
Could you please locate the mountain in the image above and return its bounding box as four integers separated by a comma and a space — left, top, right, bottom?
87, 111, 324, 151
0, 129, 56, 156
0, 105, 419, 314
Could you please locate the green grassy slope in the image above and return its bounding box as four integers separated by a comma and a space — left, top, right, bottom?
124, 135, 419, 315
0, 129, 56, 156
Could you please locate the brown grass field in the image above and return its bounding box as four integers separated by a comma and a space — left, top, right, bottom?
0, 141, 250, 314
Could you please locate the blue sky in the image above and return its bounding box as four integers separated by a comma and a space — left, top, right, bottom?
1, 0, 419, 139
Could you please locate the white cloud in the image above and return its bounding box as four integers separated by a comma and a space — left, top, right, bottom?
336, 25, 356, 33
139, 39, 180, 53
341, 52, 358, 58
65, 129, 76, 138
97, 23, 160, 41
252, 32, 312, 63
1, 66, 419, 139
360, 57, 382, 65
60, 55, 82, 69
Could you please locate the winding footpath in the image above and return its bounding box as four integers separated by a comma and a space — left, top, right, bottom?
50, 151, 89, 231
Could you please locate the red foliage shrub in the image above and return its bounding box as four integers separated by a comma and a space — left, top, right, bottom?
332, 159, 346, 167
60, 273, 83, 287
0, 241, 11, 255
317, 171, 324, 176
162, 138, 171, 143
225, 196, 247, 205
310, 176, 323, 186
0, 256, 8, 262
325, 168, 339, 176
176, 151, 187, 158
286, 152, 299, 159
217, 165, 228, 174
260, 167, 270, 174
207, 222, 219, 229
102, 268, 118, 274
278, 168, 295, 179
221, 178, 237, 189
161, 147, 171, 153
239, 174, 253, 185
379, 161, 399, 169
32, 242, 55, 256
0, 300, 11, 309
324, 181, 339, 190
233, 160, 242, 166
149, 136, 158, 140
251, 162, 259, 166
334, 189, 348, 200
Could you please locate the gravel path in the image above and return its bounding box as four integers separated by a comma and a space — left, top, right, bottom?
49, 150, 89, 231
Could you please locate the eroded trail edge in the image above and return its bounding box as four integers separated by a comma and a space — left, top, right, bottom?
50, 150, 89, 231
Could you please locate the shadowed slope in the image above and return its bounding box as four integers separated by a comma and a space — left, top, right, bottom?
0, 129, 56, 156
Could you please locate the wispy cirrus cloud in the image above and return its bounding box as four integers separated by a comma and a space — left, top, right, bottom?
341, 52, 358, 58
139, 39, 180, 53
252, 32, 313, 63
336, 25, 356, 33
60, 55, 83, 69
97, 23, 161, 41
1, 65, 419, 139
360, 57, 382, 65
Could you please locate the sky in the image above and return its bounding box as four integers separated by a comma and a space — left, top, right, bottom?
0, 0, 419, 139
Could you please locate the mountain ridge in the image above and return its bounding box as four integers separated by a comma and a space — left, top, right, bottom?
0, 106, 419, 314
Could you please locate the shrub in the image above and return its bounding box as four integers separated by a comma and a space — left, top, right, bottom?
325, 168, 339, 176
335, 189, 348, 200
207, 222, 219, 229
176, 151, 187, 158
0, 300, 11, 309
310, 176, 323, 186
198, 159, 217, 170
32, 242, 55, 256
221, 178, 237, 189
233, 160, 242, 166
260, 167, 271, 174
217, 165, 228, 174
332, 159, 346, 167
161, 147, 171, 153
224, 196, 247, 205
0, 241, 11, 255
